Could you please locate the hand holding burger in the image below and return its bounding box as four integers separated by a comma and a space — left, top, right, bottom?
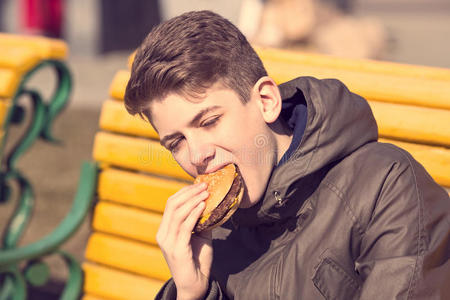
156, 163, 244, 300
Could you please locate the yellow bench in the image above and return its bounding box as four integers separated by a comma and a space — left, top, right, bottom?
82, 48, 450, 300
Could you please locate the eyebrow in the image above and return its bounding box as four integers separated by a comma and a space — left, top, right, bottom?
159, 105, 222, 147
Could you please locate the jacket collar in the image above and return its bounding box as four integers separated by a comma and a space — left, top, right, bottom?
278, 88, 308, 166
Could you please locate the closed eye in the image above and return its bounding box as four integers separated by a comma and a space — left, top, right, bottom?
168, 115, 222, 153
201, 115, 221, 128
168, 137, 183, 152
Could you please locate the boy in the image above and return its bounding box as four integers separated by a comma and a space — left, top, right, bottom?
124, 10, 450, 300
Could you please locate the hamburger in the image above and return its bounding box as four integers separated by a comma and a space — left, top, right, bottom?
193, 163, 244, 233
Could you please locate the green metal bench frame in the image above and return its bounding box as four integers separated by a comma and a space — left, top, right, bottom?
0, 59, 98, 300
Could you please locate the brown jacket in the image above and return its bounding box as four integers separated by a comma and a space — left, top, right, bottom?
156, 77, 450, 300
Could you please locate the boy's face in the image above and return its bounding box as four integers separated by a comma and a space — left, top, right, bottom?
150, 82, 279, 208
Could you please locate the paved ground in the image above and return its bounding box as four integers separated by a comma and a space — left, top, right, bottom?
1, 0, 449, 297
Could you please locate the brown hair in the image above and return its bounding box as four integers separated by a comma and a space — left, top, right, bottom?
124, 10, 267, 119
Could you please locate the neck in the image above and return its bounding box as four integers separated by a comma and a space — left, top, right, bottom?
270, 119, 294, 164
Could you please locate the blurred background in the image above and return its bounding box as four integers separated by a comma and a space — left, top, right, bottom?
1, 0, 449, 297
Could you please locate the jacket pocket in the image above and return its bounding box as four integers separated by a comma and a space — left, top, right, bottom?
312, 256, 361, 300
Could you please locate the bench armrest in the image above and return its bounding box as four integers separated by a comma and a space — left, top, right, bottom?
0, 161, 98, 267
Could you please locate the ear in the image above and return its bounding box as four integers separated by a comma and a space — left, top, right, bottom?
252, 76, 282, 123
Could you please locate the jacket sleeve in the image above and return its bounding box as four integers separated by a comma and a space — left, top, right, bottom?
355, 152, 450, 299
155, 278, 226, 300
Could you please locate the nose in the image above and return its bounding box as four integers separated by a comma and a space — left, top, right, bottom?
188, 138, 215, 173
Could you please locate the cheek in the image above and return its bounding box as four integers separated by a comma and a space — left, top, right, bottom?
171, 150, 196, 176
234, 117, 272, 163
214, 117, 242, 148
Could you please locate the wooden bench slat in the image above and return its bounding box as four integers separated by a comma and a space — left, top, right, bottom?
370, 101, 450, 147
98, 168, 188, 212
92, 201, 161, 244
0, 69, 20, 99
127, 53, 134, 69
109, 70, 130, 100
0, 46, 40, 72
108, 64, 450, 109
381, 138, 450, 187
93, 131, 192, 181
85, 233, 170, 281
262, 59, 450, 110
98, 97, 450, 148
83, 262, 164, 300
255, 47, 450, 82
99, 99, 158, 139
0, 33, 68, 60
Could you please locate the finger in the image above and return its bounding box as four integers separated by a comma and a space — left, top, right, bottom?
177, 200, 207, 246
160, 190, 208, 251
164, 182, 207, 218
158, 183, 207, 240
166, 190, 208, 240
169, 182, 208, 206
162, 184, 206, 231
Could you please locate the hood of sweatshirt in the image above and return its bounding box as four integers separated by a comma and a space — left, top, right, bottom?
232, 76, 378, 226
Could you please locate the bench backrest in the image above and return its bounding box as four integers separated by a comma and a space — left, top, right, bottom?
82, 48, 450, 300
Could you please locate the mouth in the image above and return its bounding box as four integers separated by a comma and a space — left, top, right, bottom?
200, 162, 235, 175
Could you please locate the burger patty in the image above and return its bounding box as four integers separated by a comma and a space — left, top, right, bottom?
194, 172, 242, 232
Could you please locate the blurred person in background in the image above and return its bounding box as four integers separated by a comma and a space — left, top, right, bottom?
238, 0, 386, 59
21, 0, 63, 37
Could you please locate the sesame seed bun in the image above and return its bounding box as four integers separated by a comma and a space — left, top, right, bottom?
193, 164, 244, 232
